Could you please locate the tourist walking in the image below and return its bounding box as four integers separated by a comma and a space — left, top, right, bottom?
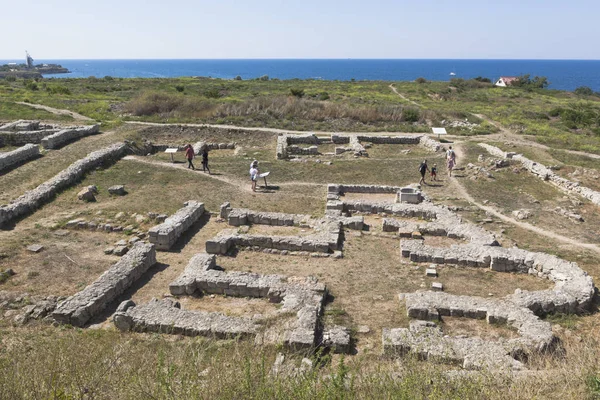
249, 160, 259, 192
418, 159, 430, 185
184, 144, 195, 170
431, 163, 437, 181
201, 148, 210, 174
446, 146, 457, 177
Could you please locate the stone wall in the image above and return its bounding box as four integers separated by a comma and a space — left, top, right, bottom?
0, 142, 129, 226
165, 253, 329, 350
206, 219, 343, 256
114, 298, 259, 338
41, 125, 100, 149
192, 141, 236, 154
400, 240, 594, 314
479, 143, 600, 206
53, 242, 156, 327
0, 120, 41, 131
221, 204, 311, 227
148, 201, 205, 250
0, 129, 60, 146
327, 184, 403, 195
384, 292, 556, 370
0, 143, 39, 171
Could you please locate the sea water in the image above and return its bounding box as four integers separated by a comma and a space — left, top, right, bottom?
0, 59, 598, 91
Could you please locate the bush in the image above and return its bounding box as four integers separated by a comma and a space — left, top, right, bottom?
513, 74, 549, 89
474, 76, 491, 83
574, 86, 593, 96
259, 75, 269, 81
175, 85, 185, 93
104, 76, 114, 81
46, 85, 71, 95
204, 88, 220, 98
234, 75, 242, 81
415, 77, 428, 84
24, 80, 38, 91
290, 88, 304, 98
401, 107, 420, 123
317, 92, 330, 101
4, 75, 16, 82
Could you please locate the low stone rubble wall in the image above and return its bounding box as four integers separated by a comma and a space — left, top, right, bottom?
165, 253, 329, 350
0, 129, 60, 146
0, 143, 39, 171
479, 143, 600, 206
327, 184, 403, 195
383, 292, 556, 370
148, 201, 205, 250
0, 120, 41, 131
221, 204, 311, 227
0, 142, 129, 226
41, 125, 100, 149
400, 240, 594, 314
53, 242, 156, 327
277, 134, 443, 159
192, 141, 236, 154
114, 298, 259, 338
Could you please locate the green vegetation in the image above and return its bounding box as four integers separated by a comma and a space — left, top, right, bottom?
0, 75, 599, 152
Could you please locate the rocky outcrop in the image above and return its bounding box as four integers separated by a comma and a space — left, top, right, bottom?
0, 142, 129, 226
0, 143, 39, 171
148, 201, 205, 250
53, 242, 156, 327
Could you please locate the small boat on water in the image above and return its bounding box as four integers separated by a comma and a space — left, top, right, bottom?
450, 72, 456, 76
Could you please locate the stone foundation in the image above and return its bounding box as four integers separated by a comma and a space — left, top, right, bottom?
0, 142, 129, 226
479, 143, 600, 206
0, 143, 39, 171
148, 201, 205, 250
41, 125, 100, 149
53, 242, 156, 327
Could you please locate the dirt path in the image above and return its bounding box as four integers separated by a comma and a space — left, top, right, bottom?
123, 121, 426, 137
389, 84, 422, 107
473, 113, 600, 160
449, 143, 600, 255
15, 102, 94, 122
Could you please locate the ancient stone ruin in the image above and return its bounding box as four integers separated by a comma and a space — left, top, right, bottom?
479, 143, 600, 206
0, 143, 39, 172
0, 120, 99, 147
148, 201, 205, 250
0, 142, 129, 226
53, 242, 156, 327
276, 133, 444, 159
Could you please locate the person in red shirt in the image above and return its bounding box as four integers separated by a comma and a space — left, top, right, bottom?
184, 144, 195, 170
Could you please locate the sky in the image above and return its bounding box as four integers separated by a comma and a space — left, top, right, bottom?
1, 0, 599, 59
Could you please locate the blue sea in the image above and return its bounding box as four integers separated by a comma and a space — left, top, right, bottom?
1, 59, 599, 91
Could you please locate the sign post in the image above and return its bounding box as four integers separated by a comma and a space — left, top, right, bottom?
432, 127, 447, 141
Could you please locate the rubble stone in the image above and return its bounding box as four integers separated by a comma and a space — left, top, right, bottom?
148, 201, 205, 250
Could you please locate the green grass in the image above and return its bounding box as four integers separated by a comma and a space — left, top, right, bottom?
0, 100, 74, 122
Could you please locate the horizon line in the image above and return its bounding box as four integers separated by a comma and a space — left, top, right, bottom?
2, 57, 600, 61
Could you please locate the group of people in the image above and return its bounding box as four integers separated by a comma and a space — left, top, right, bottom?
184, 144, 210, 174
183, 144, 263, 192
418, 146, 457, 185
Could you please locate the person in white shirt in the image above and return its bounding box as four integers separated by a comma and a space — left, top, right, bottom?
446, 146, 457, 177
249, 160, 259, 192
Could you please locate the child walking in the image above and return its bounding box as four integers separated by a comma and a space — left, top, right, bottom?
431, 163, 437, 181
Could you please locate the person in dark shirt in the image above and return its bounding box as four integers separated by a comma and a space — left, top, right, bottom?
202, 148, 210, 174
184, 144, 195, 170
418, 159, 430, 185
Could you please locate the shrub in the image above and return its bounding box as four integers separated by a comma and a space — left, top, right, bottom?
5, 75, 16, 82
290, 88, 304, 98
234, 75, 242, 81
46, 85, 71, 95
401, 107, 420, 123
513, 74, 549, 89
415, 77, 428, 84
24, 80, 38, 91
574, 86, 593, 96
175, 85, 185, 92
259, 75, 269, 81
317, 92, 330, 100
104, 76, 114, 81
204, 88, 221, 98
474, 76, 491, 83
